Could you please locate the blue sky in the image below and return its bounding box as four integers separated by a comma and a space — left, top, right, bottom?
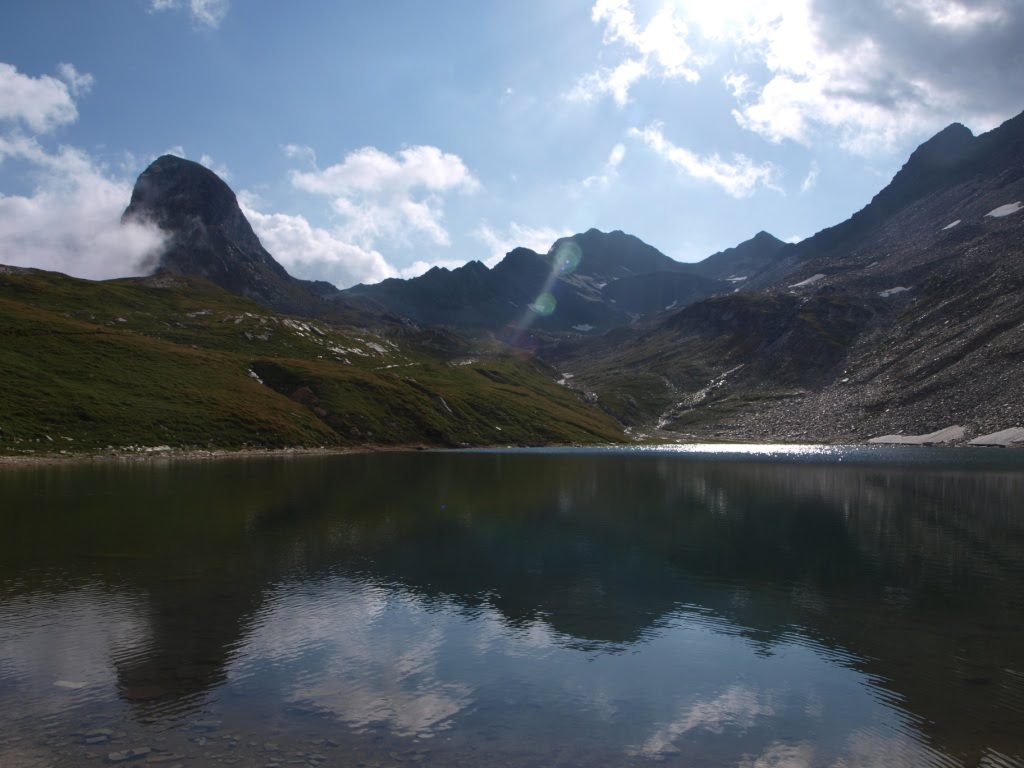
2, 0, 1022, 286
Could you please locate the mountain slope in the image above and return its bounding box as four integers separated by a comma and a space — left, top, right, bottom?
547, 110, 1024, 442
0, 266, 623, 455
752, 112, 1024, 293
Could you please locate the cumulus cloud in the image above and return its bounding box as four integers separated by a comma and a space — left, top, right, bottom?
715, 2, 967, 153
629, 123, 777, 198
583, 143, 626, 188
575, 0, 1024, 154
149, 0, 230, 29
568, 0, 699, 106
290, 145, 479, 250
474, 222, 571, 266
0, 60, 166, 279
0, 135, 165, 280
721, 1, 1024, 151
0, 62, 80, 133
238, 193, 396, 288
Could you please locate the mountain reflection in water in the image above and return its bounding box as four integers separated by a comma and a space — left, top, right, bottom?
1, 449, 1022, 767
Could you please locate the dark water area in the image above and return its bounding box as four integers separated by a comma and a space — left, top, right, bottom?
1, 446, 1023, 767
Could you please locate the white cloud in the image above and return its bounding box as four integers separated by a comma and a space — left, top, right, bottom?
701, 0, 1024, 153
198, 153, 230, 180
55, 63, 94, 98
893, 0, 1009, 30
629, 123, 777, 198
0, 59, 161, 279
568, 57, 649, 107
720, 3, 940, 153
190, 0, 230, 27
474, 222, 571, 266
568, 0, 699, 106
573, 1, 1024, 155
583, 143, 627, 188
244, 585, 474, 740
723, 72, 752, 99
238, 194, 396, 288
633, 685, 775, 757
739, 742, 815, 768
0, 62, 80, 133
149, 0, 230, 29
0, 135, 166, 280
800, 161, 819, 193
290, 145, 479, 250
282, 143, 317, 167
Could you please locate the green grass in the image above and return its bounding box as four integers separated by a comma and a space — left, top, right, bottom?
0, 268, 622, 454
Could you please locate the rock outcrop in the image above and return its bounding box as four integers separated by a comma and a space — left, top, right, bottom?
122, 155, 337, 315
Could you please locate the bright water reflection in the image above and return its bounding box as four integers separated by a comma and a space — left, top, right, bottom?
1, 450, 1023, 767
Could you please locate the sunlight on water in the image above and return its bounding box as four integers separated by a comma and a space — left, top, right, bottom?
640, 442, 842, 457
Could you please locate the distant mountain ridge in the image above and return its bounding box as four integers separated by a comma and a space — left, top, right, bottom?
341, 228, 787, 334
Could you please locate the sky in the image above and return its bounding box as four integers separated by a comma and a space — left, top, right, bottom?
1, 0, 1023, 287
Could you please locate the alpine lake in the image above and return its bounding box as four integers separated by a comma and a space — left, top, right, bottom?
2, 445, 1023, 768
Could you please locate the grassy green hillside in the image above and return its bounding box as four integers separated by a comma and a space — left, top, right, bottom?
0, 267, 622, 455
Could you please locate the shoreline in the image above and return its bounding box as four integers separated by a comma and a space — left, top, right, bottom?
0, 444, 434, 469
4, 436, 1021, 470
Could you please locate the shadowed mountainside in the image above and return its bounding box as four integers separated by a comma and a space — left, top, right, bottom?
341, 228, 788, 336
545, 111, 1024, 442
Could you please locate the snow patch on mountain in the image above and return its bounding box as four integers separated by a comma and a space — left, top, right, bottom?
985, 201, 1021, 218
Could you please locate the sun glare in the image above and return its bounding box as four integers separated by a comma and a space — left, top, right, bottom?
675, 0, 774, 42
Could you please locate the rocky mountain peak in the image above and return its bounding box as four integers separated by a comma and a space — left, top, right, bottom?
548, 228, 681, 280
861, 123, 978, 223
122, 155, 268, 259
906, 122, 975, 166
121, 155, 332, 314
689, 230, 787, 281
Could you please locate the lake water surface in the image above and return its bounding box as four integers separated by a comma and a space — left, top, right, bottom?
1, 446, 1023, 767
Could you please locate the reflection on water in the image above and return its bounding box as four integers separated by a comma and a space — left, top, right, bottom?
1, 449, 1023, 767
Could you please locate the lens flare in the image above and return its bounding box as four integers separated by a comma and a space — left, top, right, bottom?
504, 241, 585, 345
529, 292, 557, 316
553, 242, 582, 275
